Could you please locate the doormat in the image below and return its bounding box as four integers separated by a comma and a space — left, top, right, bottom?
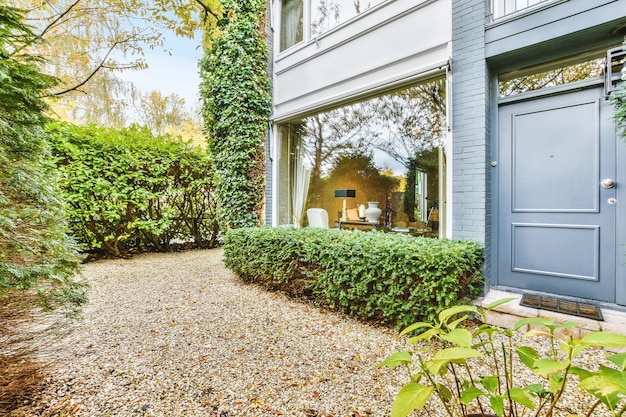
520, 294, 603, 321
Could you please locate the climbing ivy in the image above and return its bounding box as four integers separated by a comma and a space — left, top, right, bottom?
611, 42, 626, 140
200, 0, 272, 230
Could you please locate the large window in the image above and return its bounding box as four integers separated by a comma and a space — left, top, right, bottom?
492, 0, 552, 19
277, 77, 446, 235
279, 0, 386, 52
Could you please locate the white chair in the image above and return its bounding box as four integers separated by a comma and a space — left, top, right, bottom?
307, 208, 329, 228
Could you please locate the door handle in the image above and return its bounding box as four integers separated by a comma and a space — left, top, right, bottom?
601, 178, 616, 189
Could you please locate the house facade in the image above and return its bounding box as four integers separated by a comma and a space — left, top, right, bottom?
267, 0, 626, 315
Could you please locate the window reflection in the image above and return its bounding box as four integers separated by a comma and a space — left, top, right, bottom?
278, 77, 446, 236
280, 0, 385, 52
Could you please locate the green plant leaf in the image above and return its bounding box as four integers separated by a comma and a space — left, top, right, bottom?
377, 351, 413, 370
490, 395, 505, 417
391, 383, 435, 417
433, 347, 483, 362
481, 376, 499, 393
514, 317, 556, 331
508, 387, 535, 409
581, 332, 626, 348
609, 352, 626, 371
401, 322, 433, 336
460, 386, 484, 404
486, 297, 516, 311
533, 359, 570, 377
441, 328, 473, 348
438, 305, 477, 325
517, 346, 538, 369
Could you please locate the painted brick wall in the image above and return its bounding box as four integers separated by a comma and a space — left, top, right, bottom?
451, 0, 489, 246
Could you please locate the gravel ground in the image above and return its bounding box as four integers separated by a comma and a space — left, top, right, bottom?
5, 248, 615, 417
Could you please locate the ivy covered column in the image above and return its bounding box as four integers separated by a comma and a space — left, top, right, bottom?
200, 0, 272, 230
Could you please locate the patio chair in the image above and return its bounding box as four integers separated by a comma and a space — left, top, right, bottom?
307, 208, 329, 228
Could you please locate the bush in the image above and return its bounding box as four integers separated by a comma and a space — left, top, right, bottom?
48, 122, 219, 257
223, 227, 484, 327
0, 4, 84, 309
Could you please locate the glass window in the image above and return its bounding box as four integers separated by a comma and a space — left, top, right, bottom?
281, 0, 304, 51
277, 77, 446, 236
310, 0, 384, 38
493, 0, 552, 19
499, 56, 604, 98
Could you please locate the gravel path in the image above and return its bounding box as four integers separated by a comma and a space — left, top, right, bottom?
7, 249, 407, 417
5, 248, 615, 417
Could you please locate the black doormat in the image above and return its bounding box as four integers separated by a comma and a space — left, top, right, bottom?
520, 294, 603, 321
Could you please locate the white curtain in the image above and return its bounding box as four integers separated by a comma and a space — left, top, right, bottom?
281, 0, 303, 51
292, 145, 311, 227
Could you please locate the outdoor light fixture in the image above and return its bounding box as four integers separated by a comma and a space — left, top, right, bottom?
335, 189, 356, 222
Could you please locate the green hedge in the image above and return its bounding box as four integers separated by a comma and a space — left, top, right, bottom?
223, 227, 484, 327
48, 122, 219, 257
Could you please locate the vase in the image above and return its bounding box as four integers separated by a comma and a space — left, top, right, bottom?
365, 202, 382, 224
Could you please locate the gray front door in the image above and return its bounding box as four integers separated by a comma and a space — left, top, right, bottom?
497, 84, 626, 304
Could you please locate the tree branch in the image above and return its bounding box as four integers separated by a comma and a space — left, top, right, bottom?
51, 40, 119, 96
195, 0, 220, 22
39, 0, 82, 39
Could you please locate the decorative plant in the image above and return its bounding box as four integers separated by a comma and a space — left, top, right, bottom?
378, 298, 626, 417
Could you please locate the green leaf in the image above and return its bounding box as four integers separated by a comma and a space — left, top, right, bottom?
486, 297, 516, 311
401, 322, 433, 336
460, 386, 484, 404
582, 332, 626, 348
516, 346, 538, 369
508, 387, 535, 409
391, 383, 435, 417
514, 317, 555, 331
481, 376, 499, 393
532, 358, 569, 377
438, 305, 477, 325
609, 352, 626, 371
441, 328, 473, 348
433, 347, 483, 362
377, 351, 413, 370
490, 395, 505, 417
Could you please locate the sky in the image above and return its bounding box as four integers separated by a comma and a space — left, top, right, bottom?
117, 33, 204, 112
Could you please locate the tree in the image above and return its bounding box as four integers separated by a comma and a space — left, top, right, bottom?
10, 0, 222, 127
0, 3, 84, 307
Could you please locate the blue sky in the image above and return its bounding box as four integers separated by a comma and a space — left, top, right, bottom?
118, 33, 203, 112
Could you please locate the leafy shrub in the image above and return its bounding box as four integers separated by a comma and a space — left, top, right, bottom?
223, 227, 484, 327
48, 122, 219, 257
0, 4, 84, 308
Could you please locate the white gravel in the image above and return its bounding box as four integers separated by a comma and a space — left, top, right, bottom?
8, 249, 406, 417
6, 248, 615, 417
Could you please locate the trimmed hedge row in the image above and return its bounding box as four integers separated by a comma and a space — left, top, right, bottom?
223, 227, 484, 327
48, 122, 219, 257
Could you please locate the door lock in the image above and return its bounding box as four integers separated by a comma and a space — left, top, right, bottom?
601, 178, 616, 189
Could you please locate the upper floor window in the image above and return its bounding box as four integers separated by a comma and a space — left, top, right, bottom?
492, 0, 552, 19
280, 0, 385, 52
281, 0, 304, 51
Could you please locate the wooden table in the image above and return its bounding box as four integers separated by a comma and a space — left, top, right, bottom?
337, 220, 381, 231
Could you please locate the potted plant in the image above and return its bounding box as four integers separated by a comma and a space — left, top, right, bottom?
377, 298, 626, 417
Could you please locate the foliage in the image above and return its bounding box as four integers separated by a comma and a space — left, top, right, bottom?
611, 81, 626, 141
48, 122, 219, 257
378, 300, 626, 417
222, 227, 484, 327
200, 0, 272, 229
0, 3, 84, 308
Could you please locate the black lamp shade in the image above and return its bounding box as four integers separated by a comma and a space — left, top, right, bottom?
334, 189, 356, 198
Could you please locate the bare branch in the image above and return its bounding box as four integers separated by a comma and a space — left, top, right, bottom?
51, 40, 119, 96
39, 0, 81, 39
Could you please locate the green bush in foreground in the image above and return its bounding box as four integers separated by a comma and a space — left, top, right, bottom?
223, 227, 484, 327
